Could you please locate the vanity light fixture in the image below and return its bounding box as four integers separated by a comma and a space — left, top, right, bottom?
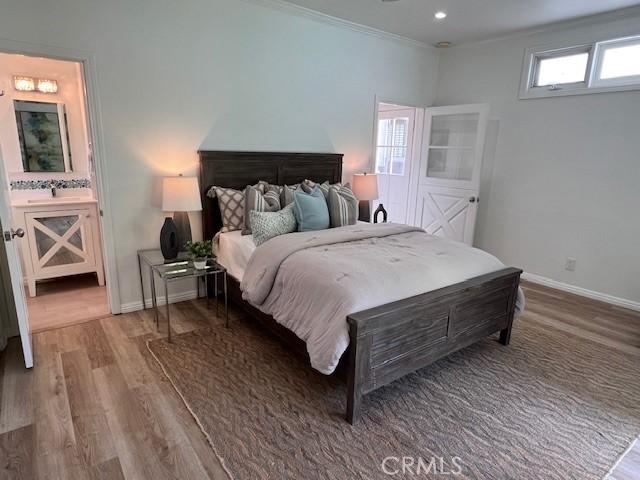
434, 11, 447, 20
37, 78, 58, 94
13, 76, 58, 93
14, 76, 35, 92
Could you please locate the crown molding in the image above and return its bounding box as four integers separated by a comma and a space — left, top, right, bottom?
241, 0, 436, 51
452, 5, 640, 49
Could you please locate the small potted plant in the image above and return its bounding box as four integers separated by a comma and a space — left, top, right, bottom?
185, 240, 212, 269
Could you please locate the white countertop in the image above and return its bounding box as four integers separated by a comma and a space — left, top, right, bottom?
12, 197, 98, 208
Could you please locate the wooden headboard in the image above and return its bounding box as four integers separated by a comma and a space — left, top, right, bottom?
199, 151, 343, 240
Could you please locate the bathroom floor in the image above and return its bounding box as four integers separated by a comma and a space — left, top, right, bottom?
26, 273, 110, 332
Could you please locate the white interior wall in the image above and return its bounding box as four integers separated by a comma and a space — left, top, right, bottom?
0, 0, 440, 310
435, 14, 640, 305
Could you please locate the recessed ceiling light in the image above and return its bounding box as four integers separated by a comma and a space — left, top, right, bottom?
434, 11, 447, 20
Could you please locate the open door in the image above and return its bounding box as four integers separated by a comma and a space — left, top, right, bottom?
0, 146, 33, 368
412, 104, 489, 245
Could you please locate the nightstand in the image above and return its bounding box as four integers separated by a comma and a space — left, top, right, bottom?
151, 258, 228, 342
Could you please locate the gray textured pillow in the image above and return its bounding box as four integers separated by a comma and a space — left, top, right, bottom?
242, 185, 281, 235
281, 183, 301, 206
328, 184, 358, 228
302, 180, 342, 200
250, 204, 297, 246
209, 182, 267, 233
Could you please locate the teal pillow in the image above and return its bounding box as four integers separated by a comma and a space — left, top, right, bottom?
293, 185, 330, 231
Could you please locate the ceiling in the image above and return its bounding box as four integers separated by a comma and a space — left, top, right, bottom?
278, 0, 640, 46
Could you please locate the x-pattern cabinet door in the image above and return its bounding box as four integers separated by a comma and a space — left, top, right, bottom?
25, 208, 96, 279
413, 103, 489, 245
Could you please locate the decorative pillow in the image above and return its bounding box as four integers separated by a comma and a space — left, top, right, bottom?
328, 184, 358, 228
242, 185, 281, 235
250, 204, 297, 246
293, 185, 330, 232
210, 186, 245, 232
209, 182, 266, 233
206, 181, 266, 199
301, 180, 342, 200
281, 183, 301, 206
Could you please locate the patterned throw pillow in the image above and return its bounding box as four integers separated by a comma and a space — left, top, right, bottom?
242, 185, 281, 235
208, 182, 266, 233
211, 186, 245, 233
328, 184, 358, 228
250, 204, 297, 246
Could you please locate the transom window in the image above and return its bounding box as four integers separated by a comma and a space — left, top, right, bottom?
375, 117, 408, 175
520, 34, 640, 98
533, 49, 591, 88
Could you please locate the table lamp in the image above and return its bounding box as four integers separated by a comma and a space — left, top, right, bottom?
352, 173, 386, 223
160, 175, 202, 259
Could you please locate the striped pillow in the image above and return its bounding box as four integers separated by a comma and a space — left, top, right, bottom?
327, 184, 358, 228
242, 185, 281, 235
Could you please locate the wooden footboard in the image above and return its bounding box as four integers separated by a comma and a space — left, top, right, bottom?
345, 267, 522, 424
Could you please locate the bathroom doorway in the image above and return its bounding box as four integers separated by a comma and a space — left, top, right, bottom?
0, 51, 111, 333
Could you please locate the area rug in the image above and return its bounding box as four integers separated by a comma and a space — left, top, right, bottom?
148, 314, 640, 479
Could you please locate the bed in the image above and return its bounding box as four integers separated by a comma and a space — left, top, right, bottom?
200, 150, 523, 424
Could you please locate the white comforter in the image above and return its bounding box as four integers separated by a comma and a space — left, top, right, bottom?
241, 223, 524, 374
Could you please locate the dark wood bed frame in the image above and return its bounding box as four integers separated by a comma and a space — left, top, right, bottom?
199, 150, 522, 424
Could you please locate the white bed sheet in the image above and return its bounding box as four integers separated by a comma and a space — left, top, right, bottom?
214, 230, 256, 281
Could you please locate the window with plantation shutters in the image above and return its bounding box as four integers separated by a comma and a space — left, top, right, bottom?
375, 117, 409, 176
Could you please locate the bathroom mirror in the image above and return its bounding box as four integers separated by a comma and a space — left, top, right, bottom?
14, 100, 73, 173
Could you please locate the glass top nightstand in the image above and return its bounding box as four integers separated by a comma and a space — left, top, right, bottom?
137, 249, 191, 310
137, 250, 228, 342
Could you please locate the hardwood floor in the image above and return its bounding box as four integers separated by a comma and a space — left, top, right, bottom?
1, 282, 639, 479
26, 274, 110, 333
521, 281, 640, 355
1, 299, 230, 479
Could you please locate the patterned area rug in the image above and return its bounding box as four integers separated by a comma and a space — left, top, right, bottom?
148, 315, 640, 479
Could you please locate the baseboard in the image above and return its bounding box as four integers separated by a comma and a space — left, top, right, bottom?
522, 272, 640, 313
120, 290, 198, 314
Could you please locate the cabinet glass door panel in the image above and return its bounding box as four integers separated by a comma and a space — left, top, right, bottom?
25, 209, 94, 276
429, 113, 479, 147
43, 246, 84, 267
34, 215, 84, 261
426, 148, 475, 181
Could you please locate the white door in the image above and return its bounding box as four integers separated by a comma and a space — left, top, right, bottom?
413, 104, 489, 244
373, 105, 417, 223
0, 147, 33, 368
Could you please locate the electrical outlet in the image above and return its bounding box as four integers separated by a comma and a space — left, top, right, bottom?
565, 257, 577, 272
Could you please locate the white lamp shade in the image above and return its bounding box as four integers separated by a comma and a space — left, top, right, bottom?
162, 176, 202, 212
352, 173, 379, 201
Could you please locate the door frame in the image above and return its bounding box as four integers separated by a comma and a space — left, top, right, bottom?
0, 38, 121, 314
370, 95, 425, 225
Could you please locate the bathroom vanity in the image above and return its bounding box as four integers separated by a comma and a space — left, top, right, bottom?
11, 197, 105, 297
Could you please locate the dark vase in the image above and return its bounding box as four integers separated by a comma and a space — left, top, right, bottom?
373, 203, 388, 224
160, 217, 179, 260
